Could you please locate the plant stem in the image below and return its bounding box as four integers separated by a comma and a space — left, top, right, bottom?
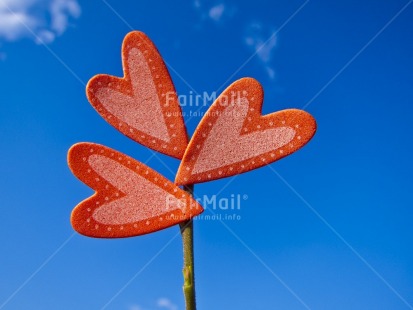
180, 184, 196, 310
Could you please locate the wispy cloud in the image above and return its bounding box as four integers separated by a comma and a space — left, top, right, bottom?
244, 21, 278, 79
157, 298, 178, 310
193, 0, 236, 25
0, 0, 81, 44
128, 297, 178, 310
208, 3, 225, 22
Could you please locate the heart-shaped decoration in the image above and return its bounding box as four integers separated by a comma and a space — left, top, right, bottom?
175, 77, 317, 185
86, 31, 188, 159
68, 143, 203, 238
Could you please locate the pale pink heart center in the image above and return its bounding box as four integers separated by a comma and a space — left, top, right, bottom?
89, 155, 182, 225
192, 97, 296, 174
95, 48, 170, 142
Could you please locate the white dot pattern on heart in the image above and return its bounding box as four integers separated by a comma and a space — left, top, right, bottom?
95, 48, 170, 143
191, 97, 296, 174
87, 153, 187, 225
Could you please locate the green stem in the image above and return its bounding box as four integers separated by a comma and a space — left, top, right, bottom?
180, 184, 196, 310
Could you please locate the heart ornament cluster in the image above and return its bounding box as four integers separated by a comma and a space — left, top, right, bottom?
68, 31, 317, 238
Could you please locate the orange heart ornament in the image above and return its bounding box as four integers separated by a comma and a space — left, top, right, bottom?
175, 77, 317, 185
68, 143, 203, 238
86, 31, 188, 159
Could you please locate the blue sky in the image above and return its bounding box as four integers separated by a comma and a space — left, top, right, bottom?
1, 0, 413, 309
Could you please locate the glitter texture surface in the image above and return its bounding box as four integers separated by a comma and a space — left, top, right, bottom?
95, 48, 170, 142
68, 143, 204, 238
86, 31, 188, 159
175, 77, 317, 185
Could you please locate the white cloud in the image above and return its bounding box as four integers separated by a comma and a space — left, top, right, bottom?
244, 21, 278, 79
244, 22, 277, 63
208, 3, 225, 22
0, 0, 80, 44
193, 0, 236, 24
50, 0, 80, 35
127, 298, 178, 310
157, 298, 178, 310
